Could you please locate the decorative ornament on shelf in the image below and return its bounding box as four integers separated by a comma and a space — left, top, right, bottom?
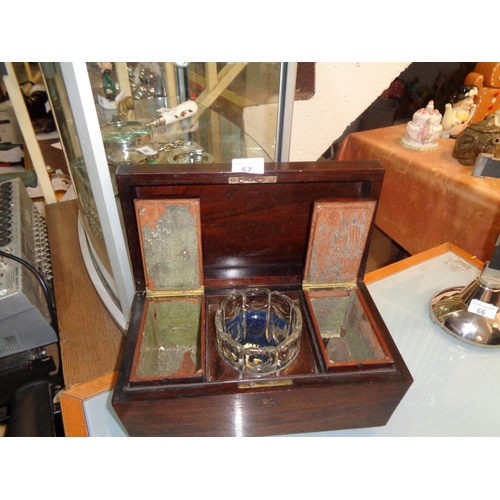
97, 62, 120, 101
463, 63, 500, 124
400, 100, 443, 151
453, 114, 500, 166
440, 85, 478, 139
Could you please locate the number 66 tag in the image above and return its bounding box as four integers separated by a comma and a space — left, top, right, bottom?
468, 299, 498, 319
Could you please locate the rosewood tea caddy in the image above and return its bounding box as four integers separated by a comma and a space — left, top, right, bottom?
112, 161, 413, 436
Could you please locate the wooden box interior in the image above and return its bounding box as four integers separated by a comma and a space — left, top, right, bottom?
131, 295, 204, 382
112, 161, 413, 436
130, 198, 205, 383
303, 199, 393, 371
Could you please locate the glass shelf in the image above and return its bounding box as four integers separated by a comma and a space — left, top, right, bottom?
40, 62, 294, 332
96, 96, 272, 165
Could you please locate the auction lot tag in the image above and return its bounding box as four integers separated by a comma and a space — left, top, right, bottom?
468, 299, 498, 319
136, 145, 158, 156
232, 158, 265, 174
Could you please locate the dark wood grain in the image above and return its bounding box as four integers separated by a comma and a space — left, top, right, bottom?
116, 161, 385, 291
112, 161, 412, 436
113, 375, 411, 437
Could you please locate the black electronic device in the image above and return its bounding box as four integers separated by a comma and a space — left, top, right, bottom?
0, 178, 58, 358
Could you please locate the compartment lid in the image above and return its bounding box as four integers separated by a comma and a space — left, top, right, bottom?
303, 200, 376, 287
116, 162, 384, 291
135, 198, 203, 294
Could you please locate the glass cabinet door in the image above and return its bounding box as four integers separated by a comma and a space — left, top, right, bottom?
41, 62, 135, 331
40, 62, 296, 331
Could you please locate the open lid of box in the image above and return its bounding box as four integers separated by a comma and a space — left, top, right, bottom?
116, 161, 384, 292
134, 198, 204, 294
303, 199, 376, 287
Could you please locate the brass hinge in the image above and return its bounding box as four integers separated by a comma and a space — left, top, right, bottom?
145, 286, 204, 297
228, 175, 277, 184
302, 281, 357, 290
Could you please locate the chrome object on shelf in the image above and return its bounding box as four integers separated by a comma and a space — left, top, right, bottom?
167, 144, 214, 164
430, 257, 500, 348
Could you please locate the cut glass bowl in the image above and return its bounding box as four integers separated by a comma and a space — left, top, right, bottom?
215, 288, 302, 375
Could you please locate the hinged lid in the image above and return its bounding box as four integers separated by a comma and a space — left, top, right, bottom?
303, 200, 376, 288
116, 162, 384, 291
135, 198, 204, 296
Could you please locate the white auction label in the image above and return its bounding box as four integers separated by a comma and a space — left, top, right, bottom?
136, 145, 158, 156
468, 299, 498, 319
231, 158, 265, 174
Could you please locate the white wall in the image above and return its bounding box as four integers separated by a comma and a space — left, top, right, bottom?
243, 62, 411, 161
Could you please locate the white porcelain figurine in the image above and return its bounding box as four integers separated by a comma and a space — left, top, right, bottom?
401, 100, 443, 150
441, 85, 478, 138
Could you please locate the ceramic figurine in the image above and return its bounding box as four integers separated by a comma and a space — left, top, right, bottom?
401, 100, 443, 150
97, 62, 119, 101
463, 62, 500, 124
441, 85, 478, 138
452, 114, 500, 166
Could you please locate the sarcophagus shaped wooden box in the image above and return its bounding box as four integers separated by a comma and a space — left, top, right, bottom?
112, 161, 412, 436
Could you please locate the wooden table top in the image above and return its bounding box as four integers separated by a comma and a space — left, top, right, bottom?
46, 199, 124, 389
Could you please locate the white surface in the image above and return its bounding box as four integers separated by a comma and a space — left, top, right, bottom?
295, 251, 500, 436
84, 390, 128, 437
243, 62, 410, 161
36, 130, 59, 141
77, 214, 128, 331
83, 250, 500, 437
0, 146, 23, 162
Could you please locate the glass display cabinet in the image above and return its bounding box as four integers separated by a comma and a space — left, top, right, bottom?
39, 62, 296, 331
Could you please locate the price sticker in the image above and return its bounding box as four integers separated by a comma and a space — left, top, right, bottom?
136, 145, 158, 156
468, 299, 498, 319
231, 158, 265, 174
